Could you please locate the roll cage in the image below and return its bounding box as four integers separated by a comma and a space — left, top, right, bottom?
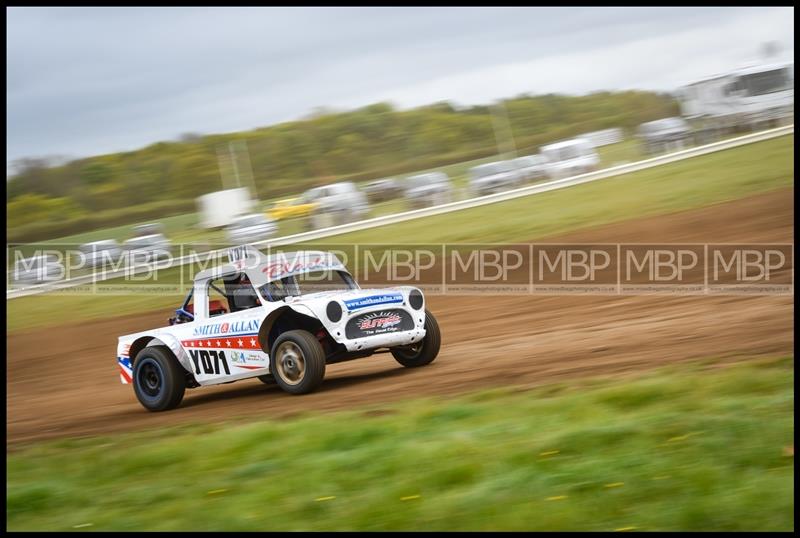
169, 271, 263, 325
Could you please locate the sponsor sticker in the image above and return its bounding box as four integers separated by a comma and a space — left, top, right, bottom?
345, 309, 414, 338
357, 312, 402, 331
344, 293, 403, 311
193, 319, 260, 336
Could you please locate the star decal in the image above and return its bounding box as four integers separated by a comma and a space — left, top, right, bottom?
250, 338, 257, 348
238, 339, 244, 347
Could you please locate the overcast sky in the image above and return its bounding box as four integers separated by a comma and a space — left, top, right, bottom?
6, 6, 794, 169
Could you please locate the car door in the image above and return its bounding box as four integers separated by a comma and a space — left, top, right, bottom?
171, 275, 270, 385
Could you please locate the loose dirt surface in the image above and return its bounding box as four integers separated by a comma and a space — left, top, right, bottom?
7, 189, 794, 447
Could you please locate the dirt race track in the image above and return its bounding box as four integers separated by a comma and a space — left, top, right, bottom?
7, 189, 794, 447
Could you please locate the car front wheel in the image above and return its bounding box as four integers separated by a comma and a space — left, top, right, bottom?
391, 309, 441, 368
270, 330, 327, 395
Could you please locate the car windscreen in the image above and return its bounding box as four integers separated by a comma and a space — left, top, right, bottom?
259, 269, 357, 301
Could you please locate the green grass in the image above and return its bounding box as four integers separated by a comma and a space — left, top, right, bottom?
7, 356, 794, 531
6, 134, 792, 334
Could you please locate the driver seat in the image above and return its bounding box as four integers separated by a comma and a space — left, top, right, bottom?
232, 285, 260, 311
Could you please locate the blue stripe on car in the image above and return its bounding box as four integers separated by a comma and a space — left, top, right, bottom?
344, 293, 403, 310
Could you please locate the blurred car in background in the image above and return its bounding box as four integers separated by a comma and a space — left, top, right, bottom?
124, 233, 172, 264
468, 161, 523, 196
363, 178, 403, 203
225, 213, 278, 245
541, 138, 600, 179
267, 197, 317, 221
404, 172, 454, 209
637, 117, 694, 155
511, 154, 549, 182
132, 222, 164, 238
79, 239, 122, 269
12, 254, 63, 284
303, 181, 370, 230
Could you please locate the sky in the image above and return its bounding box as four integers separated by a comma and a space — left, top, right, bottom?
6, 6, 794, 170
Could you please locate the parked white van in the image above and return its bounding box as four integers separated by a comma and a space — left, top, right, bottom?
540, 138, 600, 180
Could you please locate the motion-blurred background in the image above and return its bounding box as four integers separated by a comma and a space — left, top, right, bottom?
6, 7, 794, 532
6, 7, 794, 254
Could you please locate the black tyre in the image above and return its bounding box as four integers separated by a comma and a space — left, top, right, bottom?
270, 330, 326, 395
132, 345, 186, 412
391, 309, 441, 368
258, 373, 276, 385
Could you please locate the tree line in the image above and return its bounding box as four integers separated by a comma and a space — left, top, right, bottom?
7, 90, 679, 241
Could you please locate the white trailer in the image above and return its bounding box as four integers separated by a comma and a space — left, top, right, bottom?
196, 188, 255, 229
677, 62, 794, 138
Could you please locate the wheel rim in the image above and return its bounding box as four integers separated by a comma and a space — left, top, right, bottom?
137, 358, 163, 397
275, 341, 306, 386
395, 341, 423, 360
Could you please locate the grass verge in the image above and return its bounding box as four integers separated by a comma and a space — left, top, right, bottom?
7, 356, 794, 531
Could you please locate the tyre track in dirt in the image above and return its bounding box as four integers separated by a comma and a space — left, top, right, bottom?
7, 188, 794, 447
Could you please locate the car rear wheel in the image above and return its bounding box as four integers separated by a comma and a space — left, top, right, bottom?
270, 330, 326, 395
391, 309, 441, 368
132, 346, 186, 412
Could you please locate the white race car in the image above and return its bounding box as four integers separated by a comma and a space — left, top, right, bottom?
117, 246, 441, 411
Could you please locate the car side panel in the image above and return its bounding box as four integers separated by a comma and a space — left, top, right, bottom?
169, 310, 271, 385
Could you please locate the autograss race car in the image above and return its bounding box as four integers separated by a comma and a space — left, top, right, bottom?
117, 246, 441, 411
